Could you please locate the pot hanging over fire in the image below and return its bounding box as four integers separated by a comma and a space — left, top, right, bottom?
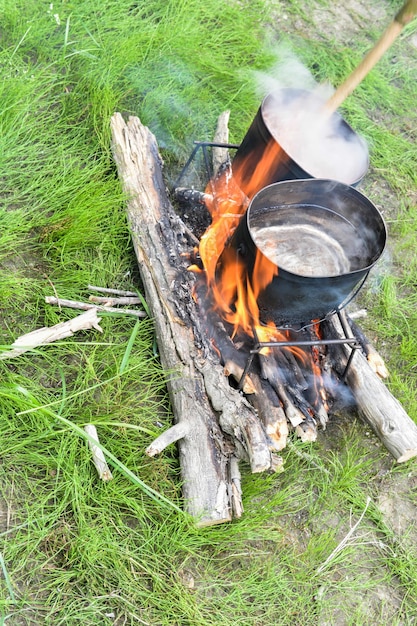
232, 89, 369, 197
218, 179, 386, 325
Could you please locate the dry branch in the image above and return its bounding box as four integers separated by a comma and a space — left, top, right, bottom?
87, 285, 139, 297
88, 295, 143, 306
45, 296, 146, 318
0, 308, 103, 359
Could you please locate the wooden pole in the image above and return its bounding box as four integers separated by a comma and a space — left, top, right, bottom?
325, 0, 417, 114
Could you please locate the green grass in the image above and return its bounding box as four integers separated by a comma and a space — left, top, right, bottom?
1, 0, 417, 623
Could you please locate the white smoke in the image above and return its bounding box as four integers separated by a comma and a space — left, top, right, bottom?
252, 48, 369, 186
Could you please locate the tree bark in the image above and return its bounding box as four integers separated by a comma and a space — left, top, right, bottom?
110, 113, 274, 525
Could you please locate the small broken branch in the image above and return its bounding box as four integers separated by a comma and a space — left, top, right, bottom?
45, 296, 146, 318
84, 424, 113, 481
0, 308, 103, 359
88, 295, 143, 306
146, 422, 190, 457
87, 285, 139, 297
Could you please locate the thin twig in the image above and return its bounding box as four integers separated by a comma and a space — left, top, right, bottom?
45, 296, 146, 318
87, 285, 139, 297
316, 497, 372, 574
88, 295, 143, 306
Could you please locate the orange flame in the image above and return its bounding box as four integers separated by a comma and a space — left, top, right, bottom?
233, 138, 285, 199
189, 136, 290, 341
189, 130, 294, 345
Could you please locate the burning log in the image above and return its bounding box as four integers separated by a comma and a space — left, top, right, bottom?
110, 113, 279, 525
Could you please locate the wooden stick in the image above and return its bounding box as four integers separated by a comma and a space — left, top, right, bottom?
345, 312, 389, 379
0, 309, 103, 359
146, 423, 190, 457
229, 456, 244, 519
248, 373, 289, 451
259, 353, 305, 427
84, 424, 113, 481
88, 295, 143, 306
325, 0, 417, 114
295, 418, 318, 443
197, 359, 272, 473
88, 285, 138, 297
45, 296, 146, 318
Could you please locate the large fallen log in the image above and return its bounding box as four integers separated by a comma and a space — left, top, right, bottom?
110, 113, 277, 526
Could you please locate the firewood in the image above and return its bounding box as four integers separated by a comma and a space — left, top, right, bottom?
111, 113, 238, 525
145, 422, 190, 457
259, 352, 305, 427
197, 359, 272, 473
345, 312, 389, 378
87, 285, 139, 297
247, 373, 289, 451
88, 295, 143, 306
173, 187, 211, 206
295, 418, 318, 443
45, 296, 146, 318
0, 308, 103, 359
110, 113, 277, 524
229, 455, 244, 518
323, 312, 417, 462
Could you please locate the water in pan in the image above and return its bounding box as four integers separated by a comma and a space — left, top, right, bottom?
251, 223, 351, 277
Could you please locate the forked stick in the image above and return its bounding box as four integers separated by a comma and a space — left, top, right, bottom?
325, 0, 417, 114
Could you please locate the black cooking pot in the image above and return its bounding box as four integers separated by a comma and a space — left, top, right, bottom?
217, 179, 386, 324
232, 89, 369, 197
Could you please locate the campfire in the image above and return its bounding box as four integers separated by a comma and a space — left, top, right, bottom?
110, 97, 417, 526
176, 95, 386, 449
